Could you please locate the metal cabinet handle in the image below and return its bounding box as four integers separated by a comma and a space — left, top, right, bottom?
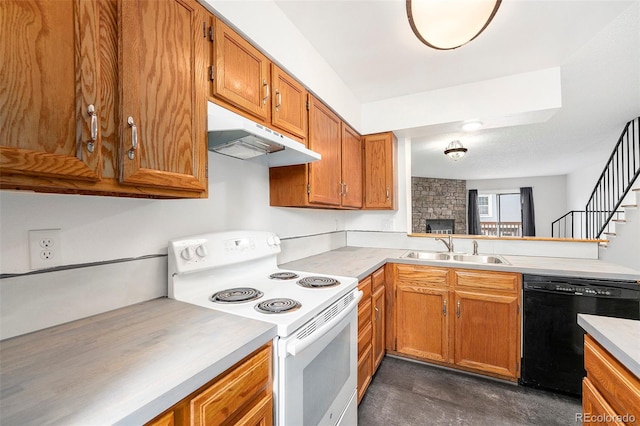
456, 300, 461, 318
127, 116, 138, 160
275, 89, 282, 110
443, 299, 447, 316
344, 184, 348, 196
263, 80, 269, 105
374, 305, 379, 321
86, 104, 97, 153
386, 187, 390, 199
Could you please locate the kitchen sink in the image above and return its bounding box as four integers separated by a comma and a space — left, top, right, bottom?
402, 251, 451, 261
400, 251, 510, 265
452, 254, 508, 264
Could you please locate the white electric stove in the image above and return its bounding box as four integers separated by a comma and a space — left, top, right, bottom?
168, 230, 361, 426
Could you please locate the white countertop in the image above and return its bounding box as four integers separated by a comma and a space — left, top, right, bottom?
281, 246, 640, 282
0, 298, 276, 426
578, 314, 640, 378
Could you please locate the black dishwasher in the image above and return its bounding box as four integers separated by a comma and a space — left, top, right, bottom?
520, 274, 640, 396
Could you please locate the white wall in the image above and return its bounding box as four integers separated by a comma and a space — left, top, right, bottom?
0, 154, 347, 274
466, 175, 567, 238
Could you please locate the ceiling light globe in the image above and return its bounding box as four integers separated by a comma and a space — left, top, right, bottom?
444, 140, 468, 161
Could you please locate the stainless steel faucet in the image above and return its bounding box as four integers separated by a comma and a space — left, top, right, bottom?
436, 235, 454, 252
472, 240, 479, 255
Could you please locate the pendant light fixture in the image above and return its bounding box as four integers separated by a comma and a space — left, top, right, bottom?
444, 140, 467, 161
406, 0, 502, 50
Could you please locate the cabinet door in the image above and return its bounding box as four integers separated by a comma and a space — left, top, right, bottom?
1, 0, 101, 181
453, 290, 519, 379
363, 132, 394, 209
341, 123, 363, 208
120, 0, 207, 193
213, 18, 270, 121
396, 283, 449, 363
308, 96, 341, 206
582, 378, 625, 426
271, 64, 306, 139
357, 344, 373, 404
372, 285, 385, 370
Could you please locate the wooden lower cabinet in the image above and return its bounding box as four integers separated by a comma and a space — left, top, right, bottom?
146, 343, 272, 426
582, 334, 639, 425
357, 266, 386, 403
396, 283, 449, 363
391, 264, 521, 381
453, 290, 520, 378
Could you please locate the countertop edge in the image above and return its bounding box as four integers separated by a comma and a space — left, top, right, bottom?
578, 314, 640, 378
118, 327, 276, 425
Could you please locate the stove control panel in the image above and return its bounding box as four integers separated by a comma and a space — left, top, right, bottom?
169, 231, 282, 275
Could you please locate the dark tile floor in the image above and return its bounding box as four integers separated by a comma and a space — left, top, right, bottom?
358, 356, 582, 426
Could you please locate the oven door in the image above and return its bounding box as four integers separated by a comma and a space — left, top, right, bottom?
276, 291, 361, 426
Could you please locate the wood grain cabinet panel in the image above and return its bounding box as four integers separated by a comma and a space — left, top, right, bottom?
372, 285, 386, 370
582, 378, 626, 426
340, 123, 364, 208
211, 17, 270, 121
396, 283, 449, 363
363, 132, 396, 210
583, 334, 640, 425
1, 0, 208, 198
120, 0, 207, 193
271, 64, 307, 139
390, 265, 521, 381
1, 0, 102, 182
452, 290, 520, 378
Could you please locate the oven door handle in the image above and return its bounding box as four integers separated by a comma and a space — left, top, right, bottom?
283, 290, 363, 357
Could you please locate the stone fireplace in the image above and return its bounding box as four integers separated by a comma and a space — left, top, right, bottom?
412, 177, 467, 234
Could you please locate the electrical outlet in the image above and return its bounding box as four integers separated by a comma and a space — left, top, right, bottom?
29, 229, 62, 270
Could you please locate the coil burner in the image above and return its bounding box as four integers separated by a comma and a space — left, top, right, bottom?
297, 276, 341, 288
269, 272, 300, 280
255, 298, 302, 314
210, 288, 263, 304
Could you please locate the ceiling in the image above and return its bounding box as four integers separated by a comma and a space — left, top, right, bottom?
274, 0, 640, 180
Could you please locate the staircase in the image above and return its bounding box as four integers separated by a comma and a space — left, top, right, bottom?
552, 116, 640, 269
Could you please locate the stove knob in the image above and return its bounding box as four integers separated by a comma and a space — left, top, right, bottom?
267, 235, 275, 246
196, 245, 208, 258
274, 236, 281, 245
181, 246, 195, 261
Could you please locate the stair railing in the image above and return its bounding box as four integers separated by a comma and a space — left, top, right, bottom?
586, 117, 640, 238
551, 210, 585, 238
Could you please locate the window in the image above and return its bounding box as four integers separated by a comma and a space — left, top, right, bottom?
478, 195, 491, 217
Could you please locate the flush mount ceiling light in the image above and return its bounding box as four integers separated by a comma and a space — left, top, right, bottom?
444, 140, 468, 161
462, 120, 483, 132
406, 0, 502, 50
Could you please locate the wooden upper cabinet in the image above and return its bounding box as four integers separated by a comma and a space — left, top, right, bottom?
212, 17, 270, 121
308, 96, 342, 206
271, 64, 307, 139
363, 132, 396, 210
119, 0, 207, 193
341, 123, 363, 208
0, 0, 102, 182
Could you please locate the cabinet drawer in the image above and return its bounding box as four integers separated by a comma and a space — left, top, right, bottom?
358, 322, 372, 356
584, 335, 640, 419
395, 264, 449, 287
358, 298, 372, 330
454, 270, 520, 292
359, 276, 372, 299
191, 345, 271, 425
372, 267, 385, 291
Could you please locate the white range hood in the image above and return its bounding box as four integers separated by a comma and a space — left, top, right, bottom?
207, 102, 321, 167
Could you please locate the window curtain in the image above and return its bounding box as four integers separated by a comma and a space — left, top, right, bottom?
468, 189, 482, 235
520, 187, 536, 237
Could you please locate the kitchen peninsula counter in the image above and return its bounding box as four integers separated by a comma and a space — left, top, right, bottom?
578, 314, 640, 378
0, 298, 276, 425
280, 246, 640, 282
